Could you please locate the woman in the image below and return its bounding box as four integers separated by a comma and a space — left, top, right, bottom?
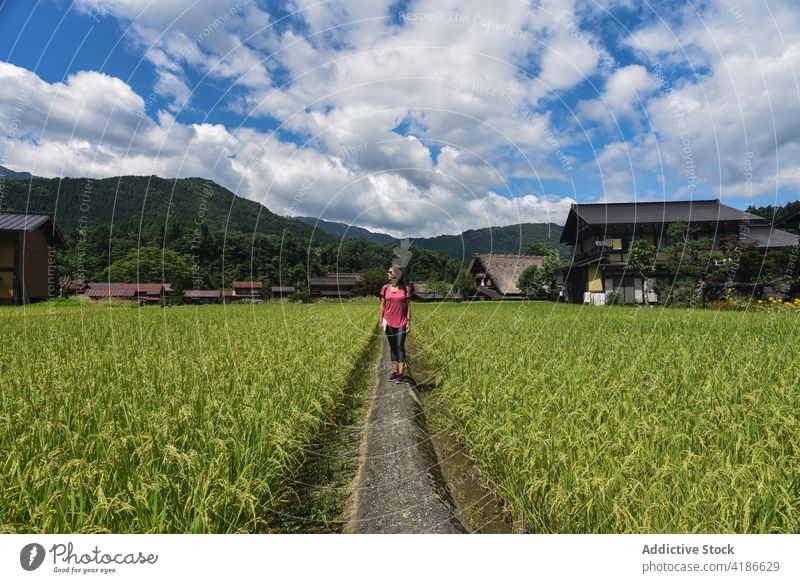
379, 264, 411, 383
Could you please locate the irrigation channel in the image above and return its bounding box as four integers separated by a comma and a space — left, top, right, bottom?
277, 326, 513, 533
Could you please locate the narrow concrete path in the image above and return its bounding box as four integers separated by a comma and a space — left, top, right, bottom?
344, 334, 466, 533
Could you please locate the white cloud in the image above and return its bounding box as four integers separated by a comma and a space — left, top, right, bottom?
0, 61, 574, 236
635, 0, 800, 198
579, 65, 658, 126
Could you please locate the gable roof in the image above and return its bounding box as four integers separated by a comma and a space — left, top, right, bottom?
86, 282, 172, 294
308, 273, 361, 286
183, 290, 221, 298
560, 199, 767, 244
467, 253, 544, 295
86, 287, 137, 298
742, 225, 799, 248
0, 211, 66, 247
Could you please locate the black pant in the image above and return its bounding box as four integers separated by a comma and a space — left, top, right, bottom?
385, 324, 407, 365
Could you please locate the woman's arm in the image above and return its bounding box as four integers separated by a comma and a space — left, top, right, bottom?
379, 296, 385, 325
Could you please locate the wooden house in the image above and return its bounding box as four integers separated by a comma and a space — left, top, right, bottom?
466, 253, 546, 300
0, 211, 66, 305
64, 279, 88, 294
271, 285, 295, 298
85, 282, 172, 305
410, 281, 463, 301
232, 281, 263, 301
559, 199, 799, 304
183, 290, 222, 304
308, 273, 361, 298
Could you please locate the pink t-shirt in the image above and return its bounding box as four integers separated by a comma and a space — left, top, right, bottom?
381, 284, 410, 328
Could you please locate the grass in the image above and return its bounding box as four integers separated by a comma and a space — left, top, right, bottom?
0, 302, 375, 533
412, 301, 800, 533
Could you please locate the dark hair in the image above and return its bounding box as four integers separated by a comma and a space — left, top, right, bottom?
388, 263, 408, 290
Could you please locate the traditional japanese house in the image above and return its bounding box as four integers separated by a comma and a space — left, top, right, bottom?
85, 282, 172, 305
466, 253, 546, 300
183, 290, 222, 304
0, 211, 66, 305
64, 279, 88, 294
560, 199, 799, 304
308, 273, 361, 298
271, 285, 295, 298
232, 281, 263, 300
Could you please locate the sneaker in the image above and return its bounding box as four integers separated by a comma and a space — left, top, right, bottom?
394, 374, 406, 384
388, 372, 398, 381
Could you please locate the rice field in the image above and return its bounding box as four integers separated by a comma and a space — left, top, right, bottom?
0, 302, 375, 533
412, 302, 800, 533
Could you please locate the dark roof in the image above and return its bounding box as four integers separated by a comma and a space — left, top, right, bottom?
308, 273, 361, 286
86, 287, 136, 298
85, 282, 171, 294
476, 286, 504, 299
271, 286, 295, 292
742, 225, 799, 248
560, 199, 767, 243
0, 211, 66, 247
183, 290, 221, 298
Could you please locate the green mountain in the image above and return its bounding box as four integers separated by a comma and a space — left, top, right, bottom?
0, 165, 38, 180
294, 216, 566, 259
3, 173, 565, 257
413, 223, 566, 259
1, 175, 329, 242
294, 216, 398, 244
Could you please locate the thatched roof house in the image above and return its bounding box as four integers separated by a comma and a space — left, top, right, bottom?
466, 253, 545, 299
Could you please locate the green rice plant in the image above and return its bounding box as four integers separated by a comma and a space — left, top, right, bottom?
413, 302, 800, 533
0, 303, 375, 533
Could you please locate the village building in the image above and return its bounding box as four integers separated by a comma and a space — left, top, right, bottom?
410, 281, 463, 301
63, 279, 88, 294
231, 281, 263, 302
308, 273, 361, 298
466, 253, 546, 300
183, 290, 222, 304
559, 199, 799, 304
0, 211, 66, 305
85, 282, 172, 305
270, 285, 295, 298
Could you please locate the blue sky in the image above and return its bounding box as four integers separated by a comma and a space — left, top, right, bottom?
1, 0, 799, 237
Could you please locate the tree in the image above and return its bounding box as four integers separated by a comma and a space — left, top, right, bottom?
517, 252, 564, 298
425, 280, 451, 300
518, 266, 542, 298
101, 247, 195, 292
660, 221, 731, 306
454, 267, 476, 299
350, 266, 387, 296
626, 239, 657, 306
524, 242, 559, 256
